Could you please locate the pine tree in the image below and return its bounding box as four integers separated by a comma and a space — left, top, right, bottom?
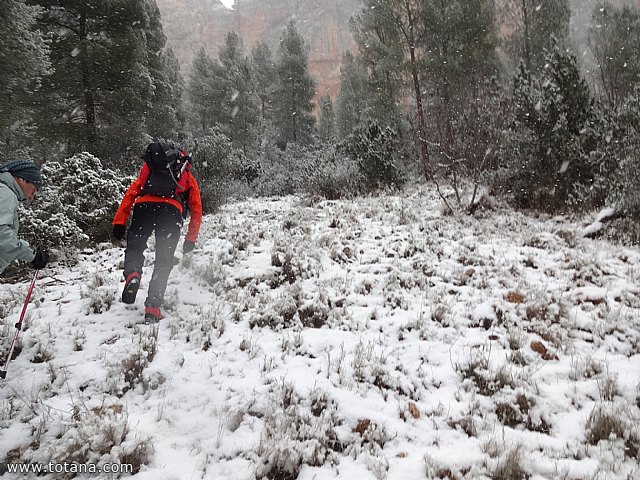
251, 42, 277, 120
187, 47, 218, 134
272, 20, 316, 148
146, 48, 186, 141
143, 0, 185, 141
318, 95, 336, 141
588, 2, 640, 110
0, 0, 49, 158
350, 1, 406, 140
608, 87, 640, 218
218, 32, 260, 152
501, 0, 571, 75
30, 0, 171, 163
96, 0, 182, 162
335, 51, 369, 138
497, 39, 599, 210
422, 0, 499, 157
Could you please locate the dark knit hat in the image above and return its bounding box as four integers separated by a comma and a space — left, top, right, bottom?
0, 160, 43, 191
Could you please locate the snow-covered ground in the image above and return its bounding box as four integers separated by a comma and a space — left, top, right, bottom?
1, 188, 640, 480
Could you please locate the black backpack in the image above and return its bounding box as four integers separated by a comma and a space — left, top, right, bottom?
141, 142, 190, 198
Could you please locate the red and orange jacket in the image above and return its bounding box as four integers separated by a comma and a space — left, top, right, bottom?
112, 163, 203, 243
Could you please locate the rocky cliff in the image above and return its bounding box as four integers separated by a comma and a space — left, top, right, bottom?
156, 0, 360, 101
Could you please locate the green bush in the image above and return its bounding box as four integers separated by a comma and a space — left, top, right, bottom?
20, 152, 130, 255
341, 121, 404, 191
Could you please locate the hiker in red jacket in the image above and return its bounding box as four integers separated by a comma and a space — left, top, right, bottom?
112, 142, 202, 322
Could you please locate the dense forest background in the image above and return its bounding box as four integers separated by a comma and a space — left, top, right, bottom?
2, 0, 640, 252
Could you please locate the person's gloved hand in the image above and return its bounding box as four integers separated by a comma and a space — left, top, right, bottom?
183, 240, 196, 254
30, 248, 48, 270
112, 224, 126, 241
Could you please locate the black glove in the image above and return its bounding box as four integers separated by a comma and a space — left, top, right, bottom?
183, 240, 196, 254
30, 249, 48, 270
113, 224, 126, 241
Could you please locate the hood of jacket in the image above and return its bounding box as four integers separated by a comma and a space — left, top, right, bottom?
0, 171, 26, 202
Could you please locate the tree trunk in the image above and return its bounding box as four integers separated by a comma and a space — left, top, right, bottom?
79, 14, 97, 145
402, 0, 430, 178
409, 45, 431, 179
522, 0, 532, 75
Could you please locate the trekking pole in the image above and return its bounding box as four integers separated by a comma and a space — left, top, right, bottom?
0, 270, 39, 379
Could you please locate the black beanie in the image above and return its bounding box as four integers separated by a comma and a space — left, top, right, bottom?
0, 160, 43, 191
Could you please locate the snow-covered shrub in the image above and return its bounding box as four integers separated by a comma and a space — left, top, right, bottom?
253, 143, 309, 197
269, 236, 321, 286
351, 339, 393, 391
105, 326, 158, 396
0, 288, 22, 319
302, 144, 363, 200
31, 402, 153, 477
81, 272, 117, 314
521, 288, 570, 348
598, 86, 640, 216
20, 153, 130, 254
250, 142, 364, 199
255, 382, 344, 479
456, 352, 517, 397
600, 149, 640, 244
0, 289, 24, 369
341, 121, 404, 192
250, 287, 301, 330
19, 200, 89, 257
297, 299, 330, 329
169, 304, 225, 350
586, 404, 640, 460
448, 401, 480, 438
494, 390, 551, 434
486, 445, 528, 480
347, 418, 390, 458
569, 355, 604, 381
192, 257, 227, 295
192, 127, 250, 213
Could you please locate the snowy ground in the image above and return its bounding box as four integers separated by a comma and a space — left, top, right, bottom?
1, 187, 640, 480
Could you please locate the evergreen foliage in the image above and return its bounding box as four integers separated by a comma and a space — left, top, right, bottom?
192, 128, 234, 213
501, 0, 571, 74
599, 86, 640, 242
494, 40, 601, 211
251, 42, 277, 120
187, 47, 218, 134
2, 0, 640, 244
252, 143, 361, 199
20, 153, 131, 253
350, 1, 405, 130
145, 47, 186, 142
335, 52, 369, 139
28, 0, 181, 166
318, 96, 336, 142
303, 144, 362, 200
0, 0, 50, 160
253, 143, 308, 196
341, 121, 404, 191
422, 0, 500, 156
588, 2, 640, 110
272, 20, 317, 148
448, 77, 508, 182
218, 32, 260, 153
